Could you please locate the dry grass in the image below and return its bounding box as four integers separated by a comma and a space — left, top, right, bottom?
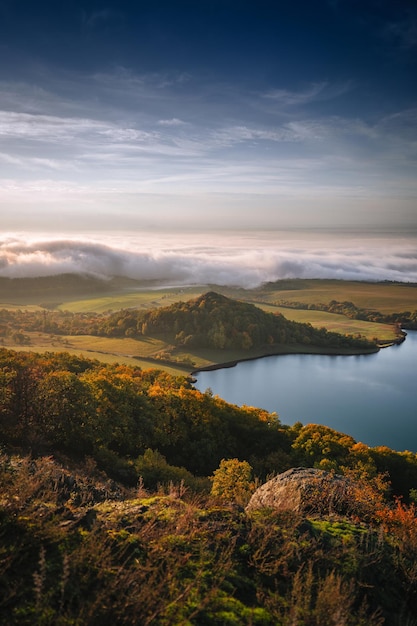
0, 332, 192, 375
1, 452, 416, 624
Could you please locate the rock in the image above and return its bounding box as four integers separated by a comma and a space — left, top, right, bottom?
246, 467, 352, 515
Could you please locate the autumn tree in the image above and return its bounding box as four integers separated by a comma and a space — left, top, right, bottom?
210, 458, 254, 504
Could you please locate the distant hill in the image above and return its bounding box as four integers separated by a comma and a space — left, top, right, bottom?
0, 273, 111, 299
0, 274, 152, 304
102, 291, 376, 351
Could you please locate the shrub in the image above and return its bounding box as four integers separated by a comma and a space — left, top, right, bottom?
210, 458, 254, 505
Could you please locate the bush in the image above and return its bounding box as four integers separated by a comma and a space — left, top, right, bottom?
210, 458, 254, 505
135, 448, 208, 492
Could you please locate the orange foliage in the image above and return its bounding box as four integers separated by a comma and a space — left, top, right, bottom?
376, 498, 417, 541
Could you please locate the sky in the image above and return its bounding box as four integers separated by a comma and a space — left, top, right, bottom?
1, 0, 417, 283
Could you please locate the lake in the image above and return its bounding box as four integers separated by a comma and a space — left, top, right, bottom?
195, 330, 417, 453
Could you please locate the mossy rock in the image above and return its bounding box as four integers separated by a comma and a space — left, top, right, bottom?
246, 467, 352, 516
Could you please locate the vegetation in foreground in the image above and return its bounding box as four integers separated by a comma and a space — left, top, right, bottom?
4, 348, 417, 492
1, 448, 417, 624
1, 348, 417, 623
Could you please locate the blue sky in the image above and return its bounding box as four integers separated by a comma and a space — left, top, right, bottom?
1, 0, 416, 233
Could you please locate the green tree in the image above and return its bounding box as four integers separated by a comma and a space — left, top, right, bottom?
135, 448, 201, 490
210, 458, 254, 504
80, 366, 153, 456
36, 370, 95, 452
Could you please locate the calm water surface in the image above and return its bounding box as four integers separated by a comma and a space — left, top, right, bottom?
195, 330, 417, 452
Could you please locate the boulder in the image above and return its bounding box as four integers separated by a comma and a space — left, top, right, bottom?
246, 467, 352, 515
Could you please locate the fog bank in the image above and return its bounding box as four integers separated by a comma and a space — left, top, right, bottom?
1, 231, 417, 287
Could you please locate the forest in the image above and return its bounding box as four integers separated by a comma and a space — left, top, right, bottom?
2, 347, 417, 491
115, 292, 378, 350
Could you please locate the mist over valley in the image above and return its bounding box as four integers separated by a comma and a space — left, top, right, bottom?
2, 230, 417, 287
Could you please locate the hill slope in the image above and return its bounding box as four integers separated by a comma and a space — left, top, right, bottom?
102, 291, 376, 351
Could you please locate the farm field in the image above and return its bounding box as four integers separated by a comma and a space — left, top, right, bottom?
253, 279, 417, 314
256, 303, 397, 342
1, 277, 416, 315
55, 286, 207, 313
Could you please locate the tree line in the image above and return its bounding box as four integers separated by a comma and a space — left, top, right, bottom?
277, 298, 417, 330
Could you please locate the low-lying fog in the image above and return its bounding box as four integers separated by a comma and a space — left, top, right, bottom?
1, 230, 417, 287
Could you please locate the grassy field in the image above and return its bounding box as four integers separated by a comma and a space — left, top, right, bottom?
254, 279, 417, 313
50, 280, 417, 318
257, 303, 397, 342
55, 286, 207, 313
1, 331, 190, 377
2, 277, 416, 315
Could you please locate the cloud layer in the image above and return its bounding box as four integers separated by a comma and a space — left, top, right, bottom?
1, 1, 416, 233
1, 68, 416, 232
1, 232, 416, 288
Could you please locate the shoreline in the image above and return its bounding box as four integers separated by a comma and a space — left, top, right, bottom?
191, 330, 407, 375
190, 330, 407, 377
190, 343, 382, 375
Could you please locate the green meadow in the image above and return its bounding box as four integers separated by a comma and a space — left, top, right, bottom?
257, 303, 396, 342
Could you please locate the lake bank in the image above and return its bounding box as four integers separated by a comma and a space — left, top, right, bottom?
190, 342, 380, 374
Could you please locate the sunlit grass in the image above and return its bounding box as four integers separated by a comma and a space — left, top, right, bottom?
1, 332, 190, 376
256, 304, 398, 342
257, 279, 417, 313
58, 287, 208, 313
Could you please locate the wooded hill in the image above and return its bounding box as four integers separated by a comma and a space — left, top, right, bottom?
276, 298, 417, 330
0, 292, 377, 358
97, 291, 377, 350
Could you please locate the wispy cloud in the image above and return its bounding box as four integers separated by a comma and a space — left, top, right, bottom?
0, 66, 416, 226
158, 118, 187, 126
262, 81, 353, 106
0, 110, 158, 143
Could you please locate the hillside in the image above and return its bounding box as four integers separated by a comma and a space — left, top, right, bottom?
1, 454, 416, 625
1, 276, 414, 369
1, 347, 417, 623
0, 274, 156, 303
0, 291, 380, 376
102, 291, 377, 351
